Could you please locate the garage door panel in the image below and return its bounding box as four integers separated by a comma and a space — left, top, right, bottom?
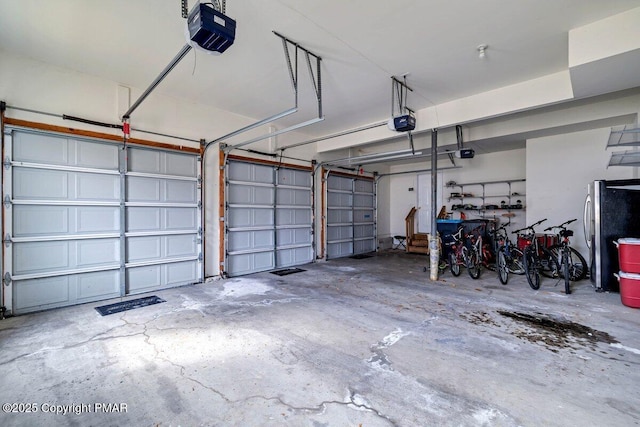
15, 206, 120, 236
276, 228, 312, 246
355, 179, 373, 193
354, 194, 374, 207
355, 224, 375, 238
328, 176, 352, 191
76, 270, 120, 300
228, 184, 274, 205
126, 177, 198, 205
228, 252, 274, 276
14, 168, 68, 199
14, 168, 120, 201
354, 209, 374, 223
128, 149, 161, 174
327, 242, 352, 258
166, 234, 198, 257
14, 238, 120, 275
77, 207, 120, 233
278, 169, 310, 187
165, 208, 197, 230
327, 209, 352, 223
276, 208, 311, 226
228, 230, 274, 252
14, 276, 69, 310
327, 191, 352, 207
228, 207, 274, 228
166, 261, 198, 285
75, 140, 119, 169
276, 247, 312, 267
166, 180, 197, 203
164, 152, 198, 177
327, 225, 352, 241
14, 132, 69, 164
13, 205, 69, 236
355, 239, 375, 254
75, 173, 119, 200
127, 177, 161, 202
229, 162, 273, 184
277, 188, 311, 205
127, 236, 162, 262
127, 265, 162, 292
76, 239, 120, 267
127, 207, 161, 231
14, 241, 69, 274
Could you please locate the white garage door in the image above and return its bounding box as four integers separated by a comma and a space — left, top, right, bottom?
326, 172, 376, 259
225, 159, 313, 276
2, 127, 202, 314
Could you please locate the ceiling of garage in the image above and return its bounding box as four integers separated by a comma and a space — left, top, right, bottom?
1, 0, 640, 146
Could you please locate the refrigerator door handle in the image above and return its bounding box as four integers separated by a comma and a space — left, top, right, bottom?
583, 194, 592, 249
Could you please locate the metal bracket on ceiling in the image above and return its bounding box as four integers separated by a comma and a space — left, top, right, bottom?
213, 31, 324, 153
447, 152, 456, 166
391, 75, 414, 118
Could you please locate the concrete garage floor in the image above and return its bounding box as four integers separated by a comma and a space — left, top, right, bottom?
1, 251, 639, 427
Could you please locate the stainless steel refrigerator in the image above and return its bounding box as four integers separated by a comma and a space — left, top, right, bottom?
584, 179, 640, 292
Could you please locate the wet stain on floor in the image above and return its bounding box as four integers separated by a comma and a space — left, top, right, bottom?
497, 310, 618, 352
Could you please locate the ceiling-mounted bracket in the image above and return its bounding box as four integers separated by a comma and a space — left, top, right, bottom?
214, 31, 324, 153
388, 75, 415, 132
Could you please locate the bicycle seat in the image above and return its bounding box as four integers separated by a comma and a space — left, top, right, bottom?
560, 229, 574, 238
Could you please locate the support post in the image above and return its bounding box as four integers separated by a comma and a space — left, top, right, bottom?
430, 128, 439, 281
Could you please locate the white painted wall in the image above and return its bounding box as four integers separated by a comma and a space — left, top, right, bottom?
526, 128, 637, 258
386, 149, 527, 239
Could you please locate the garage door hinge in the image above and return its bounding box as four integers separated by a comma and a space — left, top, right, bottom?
3, 234, 11, 247
3, 272, 11, 287
3, 156, 11, 170
3, 196, 11, 209
198, 227, 203, 235
198, 201, 202, 209
198, 253, 203, 261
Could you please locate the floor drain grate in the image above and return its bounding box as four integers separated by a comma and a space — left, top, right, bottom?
270, 268, 306, 276
95, 296, 166, 316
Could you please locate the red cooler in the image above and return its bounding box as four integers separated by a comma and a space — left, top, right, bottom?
615, 271, 640, 308
615, 238, 640, 274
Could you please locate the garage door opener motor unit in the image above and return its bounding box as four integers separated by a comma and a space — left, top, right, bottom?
188, 2, 236, 54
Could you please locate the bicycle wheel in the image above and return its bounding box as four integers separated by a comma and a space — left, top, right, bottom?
562, 249, 571, 294
467, 249, 481, 279
508, 247, 525, 275
449, 251, 461, 276
523, 246, 540, 290
540, 246, 560, 279
497, 248, 508, 285
548, 245, 587, 281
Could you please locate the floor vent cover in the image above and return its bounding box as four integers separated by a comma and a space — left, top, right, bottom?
270, 268, 306, 276
95, 296, 166, 316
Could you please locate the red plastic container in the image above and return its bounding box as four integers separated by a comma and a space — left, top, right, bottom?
615, 271, 640, 308
536, 233, 558, 248
517, 235, 532, 251
615, 238, 640, 274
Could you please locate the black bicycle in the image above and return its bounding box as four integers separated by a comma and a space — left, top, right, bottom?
513, 219, 559, 290
493, 223, 525, 284
544, 219, 588, 294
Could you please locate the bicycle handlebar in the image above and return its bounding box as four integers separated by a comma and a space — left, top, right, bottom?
512, 218, 547, 234
543, 218, 578, 232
